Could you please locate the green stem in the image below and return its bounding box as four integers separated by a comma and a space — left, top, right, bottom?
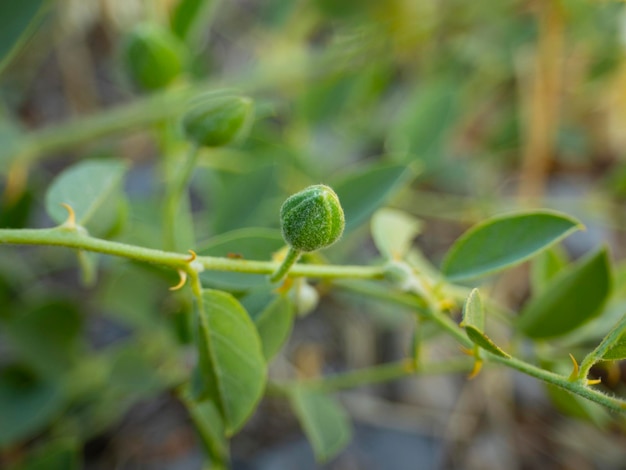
578, 313, 626, 379
269, 246, 301, 283
0, 227, 386, 280
5, 44, 367, 166
164, 144, 201, 250
488, 353, 626, 413
337, 277, 626, 414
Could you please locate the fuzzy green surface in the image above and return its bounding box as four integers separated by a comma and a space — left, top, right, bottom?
122, 23, 186, 91
182, 96, 253, 147
280, 185, 345, 252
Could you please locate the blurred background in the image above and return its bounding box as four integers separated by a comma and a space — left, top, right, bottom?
1, 0, 626, 468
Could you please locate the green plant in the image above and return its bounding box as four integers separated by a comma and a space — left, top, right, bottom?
1, 1, 626, 468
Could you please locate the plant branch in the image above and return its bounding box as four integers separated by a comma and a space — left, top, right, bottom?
578, 313, 626, 379
164, 144, 200, 250
0, 227, 386, 280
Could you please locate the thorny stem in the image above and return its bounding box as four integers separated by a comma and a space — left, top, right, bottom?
0, 227, 386, 280
578, 313, 626, 380
0, 227, 624, 413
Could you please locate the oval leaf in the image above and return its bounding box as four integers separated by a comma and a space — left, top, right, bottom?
289, 387, 352, 462
371, 208, 422, 260
192, 289, 266, 435
603, 334, 626, 361
465, 326, 511, 359
442, 210, 582, 281
332, 163, 416, 232
461, 288, 484, 330
45, 159, 127, 235
254, 295, 295, 361
517, 248, 612, 339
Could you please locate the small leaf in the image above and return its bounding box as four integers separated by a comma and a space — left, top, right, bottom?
254, 295, 295, 361
461, 290, 510, 358
461, 288, 484, 330
0, 366, 66, 448
465, 326, 511, 359
603, 334, 626, 361
371, 208, 422, 260
517, 248, 612, 339
9, 439, 80, 470
332, 163, 416, 232
289, 387, 352, 462
192, 289, 266, 435
442, 210, 582, 281
0, 0, 48, 75
45, 159, 127, 235
599, 313, 626, 361
198, 228, 283, 291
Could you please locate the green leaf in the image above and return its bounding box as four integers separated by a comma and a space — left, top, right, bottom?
0, 366, 66, 448
254, 295, 295, 361
461, 288, 484, 330
442, 210, 582, 281
198, 228, 283, 291
332, 163, 416, 232
0, 1, 49, 75
465, 327, 511, 359
9, 439, 80, 470
517, 248, 612, 339
289, 387, 352, 462
179, 387, 228, 468
192, 289, 266, 435
171, 0, 220, 44
45, 159, 128, 235
371, 208, 422, 260
530, 245, 569, 295
461, 289, 510, 358
6, 299, 83, 377
603, 334, 626, 360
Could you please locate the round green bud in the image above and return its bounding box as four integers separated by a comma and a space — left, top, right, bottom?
122, 23, 187, 91
182, 95, 254, 148
280, 184, 345, 252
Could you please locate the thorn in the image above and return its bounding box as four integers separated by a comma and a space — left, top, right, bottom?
460, 346, 474, 356
186, 250, 197, 262
587, 378, 602, 386
169, 270, 188, 291
60, 203, 76, 228
468, 359, 483, 380
568, 353, 579, 381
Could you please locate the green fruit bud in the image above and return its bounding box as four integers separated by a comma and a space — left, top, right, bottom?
182, 95, 254, 147
122, 23, 187, 91
279, 184, 345, 252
